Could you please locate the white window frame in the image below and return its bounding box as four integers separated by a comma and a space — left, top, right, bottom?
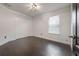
48, 15, 60, 34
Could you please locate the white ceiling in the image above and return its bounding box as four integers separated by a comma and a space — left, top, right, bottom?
2, 3, 71, 17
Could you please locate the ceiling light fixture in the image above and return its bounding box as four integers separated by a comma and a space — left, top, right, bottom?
32, 3, 37, 9
31, 3, 40, 10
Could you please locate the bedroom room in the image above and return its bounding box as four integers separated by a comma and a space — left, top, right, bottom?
0, 3, 78, 56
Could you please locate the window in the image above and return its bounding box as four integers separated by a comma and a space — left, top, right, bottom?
48, 16, 60, 34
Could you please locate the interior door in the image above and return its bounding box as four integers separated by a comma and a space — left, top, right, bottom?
71, 3, 77, 46
77, 3, 79, 44
70, 3, 79, 55
72, 3, 79, 45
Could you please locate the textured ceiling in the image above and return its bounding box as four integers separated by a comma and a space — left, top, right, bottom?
1, 3, 71, 17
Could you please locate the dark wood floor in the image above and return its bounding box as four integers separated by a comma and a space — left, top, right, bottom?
0, 36, 72, 56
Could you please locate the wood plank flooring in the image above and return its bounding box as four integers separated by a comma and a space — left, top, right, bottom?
0, 36, 72, 56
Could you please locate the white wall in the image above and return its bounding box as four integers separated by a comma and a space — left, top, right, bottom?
0, 5, 32, 45
32, 6, 71, 45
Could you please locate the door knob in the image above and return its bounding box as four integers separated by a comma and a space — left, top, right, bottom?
69, 36, 76, 39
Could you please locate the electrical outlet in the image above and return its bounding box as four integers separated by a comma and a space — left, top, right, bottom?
40, 33, 43, 35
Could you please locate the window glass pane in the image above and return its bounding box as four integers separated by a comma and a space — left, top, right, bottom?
48, 16, 60, 34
